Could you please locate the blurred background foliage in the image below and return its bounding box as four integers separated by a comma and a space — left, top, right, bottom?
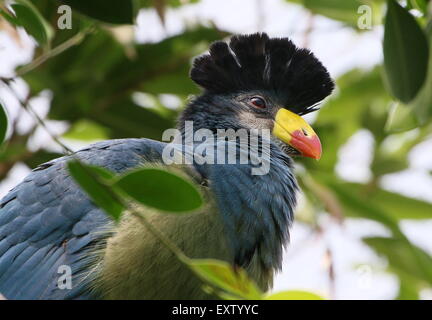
0, 0, 432, 299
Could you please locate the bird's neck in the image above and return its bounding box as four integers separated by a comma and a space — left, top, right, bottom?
177, 94, 243, 134
175, 96, 298, 271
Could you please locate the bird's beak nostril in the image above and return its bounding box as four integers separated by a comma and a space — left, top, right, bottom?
272, 108, 322, 159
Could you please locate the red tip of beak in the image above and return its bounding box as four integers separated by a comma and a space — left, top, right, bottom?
290, 130, 322, 159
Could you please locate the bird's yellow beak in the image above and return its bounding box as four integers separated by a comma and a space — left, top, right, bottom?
272, 108, 322, 159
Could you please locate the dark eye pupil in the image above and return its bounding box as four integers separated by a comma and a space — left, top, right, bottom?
251, 97, 266, 108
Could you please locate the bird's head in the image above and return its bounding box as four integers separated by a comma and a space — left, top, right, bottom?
179, 33, 334, 160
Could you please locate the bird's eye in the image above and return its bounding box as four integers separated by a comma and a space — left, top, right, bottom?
249, 96, 266, 109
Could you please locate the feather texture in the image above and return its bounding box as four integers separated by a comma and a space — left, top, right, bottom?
190, 33, 334, 114
0, 138, 287, 299
0, 33, 334, 300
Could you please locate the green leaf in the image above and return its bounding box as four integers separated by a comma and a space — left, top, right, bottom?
311, 67, 390, 171
137, 0, 200, 8
0, 102, 7, 146
385, 102, 419, 133
186, 258, 263, 299
114, 167, 203, 213
2, 0, 53, 46
383, 0, 429, 103
366, 187, 432, 220
315, 176, 398, 232
373, 126, 428, 175
371, 155, 409, 176
90, 98, 176, 141
297, 0, 379, 27
364, 236, 432, 286
318, 177, 432, 221
265, 290, 324, 300
23, 150, 60, 169
408, 0, 428, 14
21, 27, 225, 140
397, 277, 420, 300
59, 0, 134, 24
67, 160, 124, 221
63, 119, 109, 141
411, 31, 432, 125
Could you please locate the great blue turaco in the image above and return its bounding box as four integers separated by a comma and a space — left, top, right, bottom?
0, 33, 334, 299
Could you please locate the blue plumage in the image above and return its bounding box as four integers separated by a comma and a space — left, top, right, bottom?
0, 139, 167, 299
196, 142, 297, 269
0, 137, 297, 299
0, 33, 333, 299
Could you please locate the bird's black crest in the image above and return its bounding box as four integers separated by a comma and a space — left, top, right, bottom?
190, 33, 334, 115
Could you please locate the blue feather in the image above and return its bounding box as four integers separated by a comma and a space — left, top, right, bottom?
0, 137, 298, 299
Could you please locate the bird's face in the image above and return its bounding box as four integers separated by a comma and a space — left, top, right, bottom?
188, 33, 333, 160
214, 91, 322, 159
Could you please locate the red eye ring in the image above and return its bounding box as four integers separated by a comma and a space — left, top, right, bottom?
250, 96, 266, 109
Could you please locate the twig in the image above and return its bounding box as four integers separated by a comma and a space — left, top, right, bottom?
324, 246, 336, 299
302, 13, 315, 48
4, 28, 94, 81
0, 28, 94, 154
0, 80, 73, 154
130, 209, 189, 263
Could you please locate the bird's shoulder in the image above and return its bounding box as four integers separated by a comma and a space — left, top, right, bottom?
196, 144, 297, 271
0, 138, 167, 299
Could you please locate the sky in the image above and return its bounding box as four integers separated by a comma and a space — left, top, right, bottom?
0, 0, 432, 299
